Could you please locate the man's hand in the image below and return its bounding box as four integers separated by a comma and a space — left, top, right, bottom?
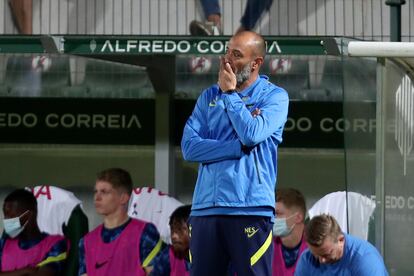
251, 108, 261, 118
241, 144, 255, 155
3, 266, 39, 276
144, 266, 153, 275
218, 56, 237, 93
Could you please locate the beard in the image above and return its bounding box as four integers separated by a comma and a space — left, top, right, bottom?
235, 62, 252, 88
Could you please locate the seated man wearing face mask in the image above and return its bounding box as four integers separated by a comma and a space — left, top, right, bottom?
272, 188, 308, 276
0, 189, 68, 275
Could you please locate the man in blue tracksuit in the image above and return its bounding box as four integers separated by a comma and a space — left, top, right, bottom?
181, 31, 289, 276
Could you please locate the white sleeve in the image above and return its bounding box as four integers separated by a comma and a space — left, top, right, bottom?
128, 187, 183, 244
31, 186, 81, 235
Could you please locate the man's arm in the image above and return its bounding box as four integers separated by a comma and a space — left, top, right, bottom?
0, 268, 39, 276
77, 238, 87, 276
353, 252, 388, 276
145, 244, 171, 276
62, 205, 89, 276
223, 88, 289, 147
140, 223, 164, 269
35, 238, 68, 276
294, 250, 310, 276
181, 92, 243, 163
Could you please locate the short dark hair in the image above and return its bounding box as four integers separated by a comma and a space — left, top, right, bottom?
306, 214, 343, 247
276, 188, 307, 221
169, 205, 191, 226
4, 189, 37, 212
96, 168, 133, 195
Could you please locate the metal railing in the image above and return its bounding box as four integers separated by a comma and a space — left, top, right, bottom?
1, 0, 414, 41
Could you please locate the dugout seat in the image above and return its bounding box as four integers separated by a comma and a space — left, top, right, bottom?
128, 187, 183, 244
308, 191, 376, 241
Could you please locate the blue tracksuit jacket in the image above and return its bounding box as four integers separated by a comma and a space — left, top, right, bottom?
181, 75, 289, 215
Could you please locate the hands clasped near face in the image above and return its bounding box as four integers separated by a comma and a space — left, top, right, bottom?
218, 56, 237, 93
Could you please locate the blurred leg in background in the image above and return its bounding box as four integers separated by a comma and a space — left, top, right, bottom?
9, 0, 33, 34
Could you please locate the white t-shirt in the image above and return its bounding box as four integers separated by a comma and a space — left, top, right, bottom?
28, 185, 82, 235
309, 191, 376, 240
128, 187, 183, 244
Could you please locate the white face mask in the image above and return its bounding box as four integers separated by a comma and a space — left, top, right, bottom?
273, 213, 297, 237
3, 210, 29, 238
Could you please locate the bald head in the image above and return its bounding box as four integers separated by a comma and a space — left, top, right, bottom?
231, 31, 266, 58
224, 31, 266, 90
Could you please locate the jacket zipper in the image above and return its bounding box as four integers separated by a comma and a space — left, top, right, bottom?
213, 166, 217, 206
253, 149, 262, 184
